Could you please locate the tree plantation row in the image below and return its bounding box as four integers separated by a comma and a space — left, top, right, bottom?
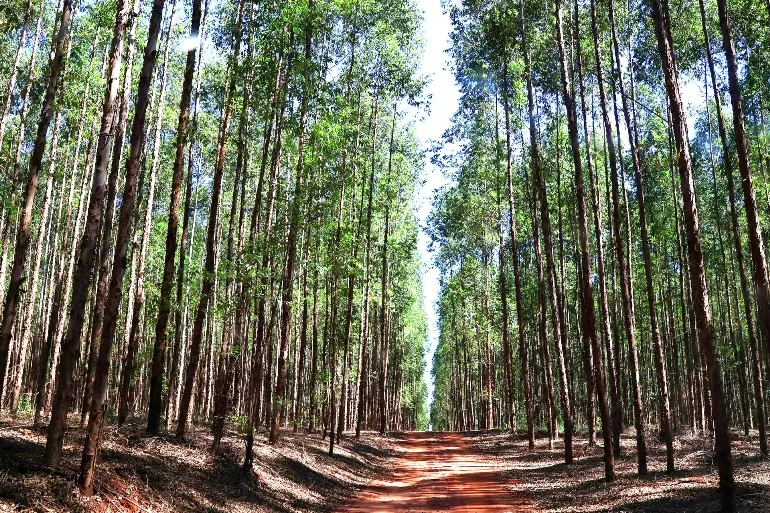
0, 0, 430, 497
427, 0, 770, 511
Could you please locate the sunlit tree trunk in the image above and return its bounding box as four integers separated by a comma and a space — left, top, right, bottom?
558, 0, 614, 480
649, 0, 734, 506
0, 0, 74, 403
78, 0, 167, 493
715, 0, 770, 426
273, 5, 314, 444
148, 0, 202, 433
176, 0, 246, 441
608, 0, 671, 472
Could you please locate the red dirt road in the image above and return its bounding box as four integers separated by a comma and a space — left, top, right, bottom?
338, 432, 532, 512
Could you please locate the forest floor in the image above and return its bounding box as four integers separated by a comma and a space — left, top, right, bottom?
471, 428, 770, 513
0, 413, 396, 513
1, 416, 769, 513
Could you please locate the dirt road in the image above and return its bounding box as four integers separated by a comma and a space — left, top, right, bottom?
338, 431, 531, 512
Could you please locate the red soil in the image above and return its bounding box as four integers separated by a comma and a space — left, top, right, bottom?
338, 431, 534, 512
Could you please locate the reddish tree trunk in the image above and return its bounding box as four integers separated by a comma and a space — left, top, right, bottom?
649, 0, 734, 506
0, 0, 73, 403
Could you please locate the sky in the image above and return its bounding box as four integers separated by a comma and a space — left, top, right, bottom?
411, 0, 459, 413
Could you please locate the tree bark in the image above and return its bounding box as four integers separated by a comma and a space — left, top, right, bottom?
697, 0, 767, 456
166, 0, 209, 429
608, 0, 671, 472
715, 0, 770, 419
502, 57, 533, 449
559, 0, 614, 481
649, 0, 734, 506
78, 0, 166, 493
176, 0, 245, 441
272, 4, 314, 444
147, 0, 201, 433
589, 0, 648, 473
0, 0, 73, 402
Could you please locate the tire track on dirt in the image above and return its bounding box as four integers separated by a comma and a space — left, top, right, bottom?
338, 431, 534, 512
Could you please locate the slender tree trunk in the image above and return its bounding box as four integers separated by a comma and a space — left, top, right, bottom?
0, 0, 73, 402
78, 0, 166, 493
559, 0, 614, 480
43, 0, 128, 465
147, 0, 201, 433
243, 48, 286, 469
79, 15, 135, 423
522, 0, 572, 464
272, 5, 314, 444
328, 169, 346, 452
176, 0, 245, 441
494, 108, 514, 431
589, 0, 647, 473
356, 99, 378, 439
697, 0, 767, 456
0, 0, 47, 310
502, 59, 533, 449
293, 224, 312, 433
9, 143, 55, 412
308, 244, 320, 433
210, 16, 253, 454
716, 0, 770, 411
378, 114, 397, 437
166, 0, 209, 429
338, 99, 365, 439
649, 0, 734, 506
608, 0, 671, 472
118, 0, 177, 425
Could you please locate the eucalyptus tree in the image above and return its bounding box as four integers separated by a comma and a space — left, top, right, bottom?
148, 0, 203, 434
648, 0, 734, 507
0, 0, 74, 402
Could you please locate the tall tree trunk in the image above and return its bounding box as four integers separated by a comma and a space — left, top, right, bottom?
293, 223, 312, 433
559, 0, 614, 481
79, 14, 135, 423
356, 98, 378, 439
148, 0, 201, 434
502, 59, 533, 449
338, 98, 365, 439
118, 0, 178, 425
494, 100, 514, 432
523, 0, 573, 464
78, 0, 166, 493
243, 47, 286, 469
272, 4, 314, 444
589, 0, 647, 473
308, 242, 320, 433
166, 0, 209, 429
42, 0, 127, 465
608, 0, 671, 472
716, 0, 770, 414
378, 114, 397, 437
328, 164, 346, 452
9, 142, 55, 412
176, 0, 245, 441
0, 0, 73, 402
0, 0, 46, 309
698, 0, 767, 456
649, 0, 734, 506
